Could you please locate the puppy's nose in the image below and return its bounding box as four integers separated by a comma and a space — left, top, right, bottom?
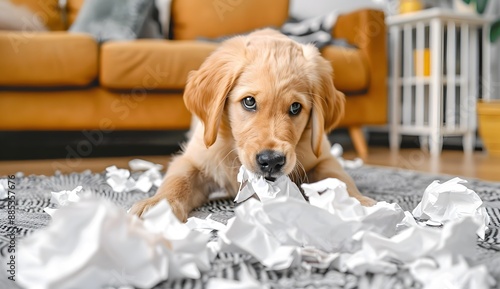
256, 150, 286, 174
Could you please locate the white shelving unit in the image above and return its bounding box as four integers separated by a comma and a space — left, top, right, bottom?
387, 8, 492, 156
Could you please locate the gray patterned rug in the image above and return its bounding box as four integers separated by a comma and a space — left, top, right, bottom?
1, 165, 499, 289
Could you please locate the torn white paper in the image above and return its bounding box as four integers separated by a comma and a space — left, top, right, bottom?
299, 247, 341, 270
128, 159, 164, 171
220, 179, 405, 269
19, 198, 169, 289
302, 178, 405, 238
235, 166, 305, 203
135, 168, 163, 193
344, 216, 480, 275
19, 198, 210, 289
105, 163, 163, 193
409, 255, 495, 289
219, 174, 493, 287
140, 200, 211, 280
330, 143, 343, 158
330, 143, 363, 169
0, 179, 8, 199
43, 186, 84, 216
412, 177, 490, 239
185, 214, 227, 234
50, 185, 82, 206
106, 166, 135, 193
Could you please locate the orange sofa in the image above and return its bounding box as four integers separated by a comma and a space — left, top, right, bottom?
0, 0, 387, 158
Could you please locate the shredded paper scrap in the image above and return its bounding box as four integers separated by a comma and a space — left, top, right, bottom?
105, 159, 164, 193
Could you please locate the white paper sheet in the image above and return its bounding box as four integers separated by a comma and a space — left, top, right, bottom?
303, 178, 405, 237
135, 168, 163, 193
105, 162, 164, 194
219, 179, 405, 270
234, 166, 305, 203
299, 247, 341, 270
43, 186, 84, 216
409, 255, 495, 289
344, 216, 480, 275
330, 143, 363, 169
219, 175, 493, 287
140, 200, 211, 280
128, 159, 164, 171
412, 177, 490, 239
105, 166, 135, 193
185, 214, 227, 234
330, 143, 344, 157
19, 198, 209, 289
19, 156, 494, 289
0, 179, 9, 199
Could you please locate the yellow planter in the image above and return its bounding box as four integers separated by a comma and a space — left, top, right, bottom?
400, 0, 423, 14
477, 101, 500, 156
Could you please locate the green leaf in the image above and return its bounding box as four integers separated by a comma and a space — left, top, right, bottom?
476, 0, 487, 14
462, 0, 471, 4
491, 18, 500, 43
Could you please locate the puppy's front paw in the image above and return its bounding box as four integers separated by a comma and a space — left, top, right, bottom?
358, 196, 377, 207
129, 197, 160, 218
130, 197, 188, 222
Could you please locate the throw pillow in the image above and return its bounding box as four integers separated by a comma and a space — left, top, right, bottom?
69, 0, 154, 42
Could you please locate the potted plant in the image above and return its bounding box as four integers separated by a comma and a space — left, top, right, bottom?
458, 0, 500, 42
464, 0, 500, 155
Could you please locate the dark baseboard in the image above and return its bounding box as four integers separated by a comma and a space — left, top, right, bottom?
0, 129, 481, 161
0, 130, 188, 161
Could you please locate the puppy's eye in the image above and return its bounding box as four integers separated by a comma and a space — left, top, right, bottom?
242, 96, 257, 111
289, 102, 302, 116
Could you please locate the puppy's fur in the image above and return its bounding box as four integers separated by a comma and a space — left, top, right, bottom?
131, 29, 375, 221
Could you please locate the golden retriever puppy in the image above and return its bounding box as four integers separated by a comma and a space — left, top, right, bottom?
131, 29, 376, 221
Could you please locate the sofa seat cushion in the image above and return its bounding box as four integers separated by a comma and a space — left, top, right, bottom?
321, 46, 370, 93
0, 32, 98, 87
100, 40, 217, 90
0, 88, 191, 130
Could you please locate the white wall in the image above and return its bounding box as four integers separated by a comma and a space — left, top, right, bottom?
289, 0, 385, 19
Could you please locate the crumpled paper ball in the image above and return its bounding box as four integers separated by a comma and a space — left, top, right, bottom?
412, 177, 490, 238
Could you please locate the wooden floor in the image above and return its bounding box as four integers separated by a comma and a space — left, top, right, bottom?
1, 147, 499, 182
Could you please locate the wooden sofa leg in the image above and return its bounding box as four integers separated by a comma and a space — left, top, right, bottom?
348, 126, 368, 159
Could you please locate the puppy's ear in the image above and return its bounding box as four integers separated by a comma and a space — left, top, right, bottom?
305, 46, 345, 157
183, 37, 245, 148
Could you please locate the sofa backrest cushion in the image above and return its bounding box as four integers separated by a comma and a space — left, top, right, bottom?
67, 0, 85, 27
8, 0, 84, 30
170, 0, 289, 40
9, 0, 64, 30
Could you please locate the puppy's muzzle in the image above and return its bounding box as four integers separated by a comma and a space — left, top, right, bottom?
256, 150, 286, 180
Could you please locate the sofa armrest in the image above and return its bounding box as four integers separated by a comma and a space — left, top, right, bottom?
332, 9, 387, 98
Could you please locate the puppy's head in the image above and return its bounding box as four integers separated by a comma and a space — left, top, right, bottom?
184, 29, 344, 180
